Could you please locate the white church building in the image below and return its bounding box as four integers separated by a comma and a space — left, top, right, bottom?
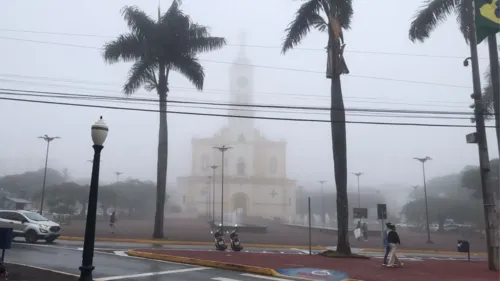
176, 37, 297, 221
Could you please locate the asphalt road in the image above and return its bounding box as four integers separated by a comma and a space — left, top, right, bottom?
7, 241, 298, 281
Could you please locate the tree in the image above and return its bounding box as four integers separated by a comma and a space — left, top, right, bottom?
402, 196, 483, 230
408, 0, 500, 155
461, 158, 499, 200
281, 0, 353, 254
0, 168, 66, 198
102, 2, 226, 238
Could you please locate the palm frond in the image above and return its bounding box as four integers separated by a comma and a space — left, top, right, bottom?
188, 36, 227, 53
310, 14, 328, 32
456, 0, 471, 43
103, 34, 144, 64
408, 0, 460, 42
482, 67, 496, 120
327, 0, 353, 29
170, 55, 205, 90
121, 6, 156, 39
281, 0, 323, 54
123, 59, 157, 95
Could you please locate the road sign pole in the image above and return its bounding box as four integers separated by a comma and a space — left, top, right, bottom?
308, 197, 312, 256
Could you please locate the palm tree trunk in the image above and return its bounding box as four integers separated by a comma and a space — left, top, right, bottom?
487, 36, 500, 158
153, 63, 169, 239
331, 72, 351, 254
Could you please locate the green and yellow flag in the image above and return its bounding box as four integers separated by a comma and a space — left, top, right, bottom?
475, 0, 500, 44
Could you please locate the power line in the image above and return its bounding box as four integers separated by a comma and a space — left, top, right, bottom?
0, 88, 484, 116
0, 28, 487, 60
0, 36, 472, 89
0, 73, 472, 107
0, 90, 475, 121
0, 95, 490, 128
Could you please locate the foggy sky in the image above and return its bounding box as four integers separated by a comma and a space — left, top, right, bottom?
1, 0, 498, 192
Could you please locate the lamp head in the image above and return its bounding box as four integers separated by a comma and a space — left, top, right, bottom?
91, 116, 108, 146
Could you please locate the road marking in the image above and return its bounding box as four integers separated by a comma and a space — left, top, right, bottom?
97, 267, 210, 281
290, 248, 311, 254
113, 251, 128, 256
212, 278, 241, 281
241, 273, 293, 280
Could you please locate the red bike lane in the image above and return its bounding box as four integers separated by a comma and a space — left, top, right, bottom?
134, 249, 498, 281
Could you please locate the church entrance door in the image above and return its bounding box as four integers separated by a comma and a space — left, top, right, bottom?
231, 192, 248, 215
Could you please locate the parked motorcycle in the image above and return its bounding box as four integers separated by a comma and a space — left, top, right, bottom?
229, 228, 243, 252
210, 229, 227, 251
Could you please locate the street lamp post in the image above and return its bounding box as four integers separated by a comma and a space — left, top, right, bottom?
213, 145, 232, 231
115, 172, 123, 183
352, 172, 363, 208
210, 165, 219, 223
79, 116, 109, 281
413, 156, 433, 244
318, 181, 326, 226
206, 178, 211, 217
38, 135, 60, 214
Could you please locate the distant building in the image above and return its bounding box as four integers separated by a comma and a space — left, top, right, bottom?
0, 191, 32, 210
177, 34, 297, 220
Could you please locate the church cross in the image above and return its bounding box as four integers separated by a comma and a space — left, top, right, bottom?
270, 189, 277, 198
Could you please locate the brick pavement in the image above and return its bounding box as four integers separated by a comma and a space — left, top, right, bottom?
135, 249, 498, 281
61, 218, 487, 252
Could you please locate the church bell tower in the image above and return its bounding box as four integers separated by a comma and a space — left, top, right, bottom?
228, 32, 254, 132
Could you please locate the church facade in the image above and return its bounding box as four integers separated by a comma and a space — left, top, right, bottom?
177, 40, 297, 221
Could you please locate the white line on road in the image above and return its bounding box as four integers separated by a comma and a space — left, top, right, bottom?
290, 248, 311, 254
241, 273, 293, 280
113, 251, 128, 256
97, 267, 210, 281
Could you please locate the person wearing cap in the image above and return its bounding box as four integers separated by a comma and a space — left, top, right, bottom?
382, 222, 393, 265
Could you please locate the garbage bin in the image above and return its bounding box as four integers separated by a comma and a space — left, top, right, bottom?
0, 228, 13, 250
457, 240, 469, 253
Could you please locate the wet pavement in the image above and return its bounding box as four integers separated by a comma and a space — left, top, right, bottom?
7, 241, 299, 281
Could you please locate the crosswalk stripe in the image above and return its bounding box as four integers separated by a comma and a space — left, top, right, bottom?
211, 277, 242, 281
241, 273, 293, 280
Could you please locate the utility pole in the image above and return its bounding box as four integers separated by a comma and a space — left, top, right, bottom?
38, 135, 60, 215
115, 172, 123, 183
463, 0, 498, 270
213, 145, 232, 231
413, 156, 433, 244
210, 165, 219, 223
318, 181, 326, 226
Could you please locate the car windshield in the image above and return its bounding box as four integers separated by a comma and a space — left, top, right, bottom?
24, 212, 49, 221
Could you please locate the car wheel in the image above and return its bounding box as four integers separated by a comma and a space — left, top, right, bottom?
45, 237, 56, 243
25, 230, 38, 243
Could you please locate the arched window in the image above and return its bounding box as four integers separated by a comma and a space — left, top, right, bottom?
237, 157, 246, 176
201, 155, 209, 170
238, 134, 246, 143
269, 156, 277, 174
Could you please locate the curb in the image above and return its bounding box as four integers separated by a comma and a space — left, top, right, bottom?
359, 248, 487, 256
5, 262, 79, 277
59, 236, 328, 250
127, 250, 363, 281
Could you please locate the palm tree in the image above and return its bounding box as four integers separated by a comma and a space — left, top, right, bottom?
281, 0, 353, 254
102, 1, 226, 238
408, 0, 500, 156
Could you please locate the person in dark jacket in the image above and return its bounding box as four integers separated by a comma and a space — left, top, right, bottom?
386, 224, 403, 268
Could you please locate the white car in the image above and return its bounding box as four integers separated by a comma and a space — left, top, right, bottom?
0, 210, 61, 243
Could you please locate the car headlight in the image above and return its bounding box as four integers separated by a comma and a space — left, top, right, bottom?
39, 225, 50, 229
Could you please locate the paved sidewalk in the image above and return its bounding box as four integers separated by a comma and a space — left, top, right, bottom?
132, 249, 499, 281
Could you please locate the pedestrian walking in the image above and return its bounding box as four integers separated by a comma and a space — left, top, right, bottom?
109, 211, 117, 234
382, 223, 393, 265
386, 224, 403, 268
361, 222, 368, 241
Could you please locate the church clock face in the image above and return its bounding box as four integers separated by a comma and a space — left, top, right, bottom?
238, 76, 248, 88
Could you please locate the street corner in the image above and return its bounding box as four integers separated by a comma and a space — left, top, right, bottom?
276, 268, 355, 281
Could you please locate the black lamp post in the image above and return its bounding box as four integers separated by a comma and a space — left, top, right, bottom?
79, 116, 108, 281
